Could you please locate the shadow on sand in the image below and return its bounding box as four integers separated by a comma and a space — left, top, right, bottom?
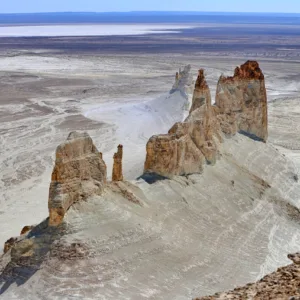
137, 172, 169, 184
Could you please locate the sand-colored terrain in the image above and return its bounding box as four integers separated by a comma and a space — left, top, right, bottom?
0, 37, 300, 299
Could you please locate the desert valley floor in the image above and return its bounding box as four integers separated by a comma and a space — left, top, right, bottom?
1, 23, 300, 299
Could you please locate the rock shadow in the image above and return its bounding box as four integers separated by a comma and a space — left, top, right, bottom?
138, 172, 169, 184
0, 219, 65, 295
238, 130, 265, 142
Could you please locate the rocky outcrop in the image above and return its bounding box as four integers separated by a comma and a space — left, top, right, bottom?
3, 226, 33, 254
20, 226, 34, 235
170, 65, 194, 98
112, 144, 123, 181
144, 122, 220, 176
144, 71, 222, 177
48, 131, 107, 226
216, 60, 268, 142
189, 69, 211, 113
144, 61, 268, 178
196, 252, 300, 300
10, 239, 35, 261
3, 237, 18, 254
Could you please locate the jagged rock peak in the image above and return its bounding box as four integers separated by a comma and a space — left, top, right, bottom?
195, 69, 209, 89
144, 67, 221, 177
48, 131, 107, 226
220, 60, 264, 82
189, 69, 211, 114
112, 144, 123, 181
235, 60, 264, 80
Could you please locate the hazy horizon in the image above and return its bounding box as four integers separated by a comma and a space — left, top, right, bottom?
1, 0, 300, 14
0, 11, 300, 15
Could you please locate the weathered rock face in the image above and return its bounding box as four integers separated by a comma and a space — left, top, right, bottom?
144, 61, 268, 178
144, 72, 222, 177
196, 252, 300, 300
112, 144, 123, 181
48, 131, 107, 226
144, 121, 219, 177
189, 69, 211, 114
215, 60, 268, 142
3, 237, 18, 254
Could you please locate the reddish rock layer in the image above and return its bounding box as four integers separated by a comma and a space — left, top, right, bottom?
20, 226, 34, 235
189, 69, 211, 114
234, 60, 265, 80
195, 69, 209, 89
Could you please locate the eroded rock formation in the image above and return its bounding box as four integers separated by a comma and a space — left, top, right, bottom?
112, 144, 123, 181
170, 64, 194, 97
189, 69, 211, 113
144, 70, 222, 176
196, 252, 300, 300
144, 61, 268, 178
48, 131, 107, 226
216, 60, 268, 142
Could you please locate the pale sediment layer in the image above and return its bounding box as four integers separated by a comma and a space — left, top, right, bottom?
0, 53, 300, 300
1, 134, 300, 299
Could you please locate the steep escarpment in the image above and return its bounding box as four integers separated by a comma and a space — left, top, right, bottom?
48, 131, 107, 226
144, 61, 268, 178
196, 253, 300, 300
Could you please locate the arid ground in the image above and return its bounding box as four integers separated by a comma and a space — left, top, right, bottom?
1, 21, 300, 299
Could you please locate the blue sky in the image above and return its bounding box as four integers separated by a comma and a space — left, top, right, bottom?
1, 0, 299, 13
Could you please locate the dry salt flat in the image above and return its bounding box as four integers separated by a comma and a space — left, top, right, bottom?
0, 24, 193, 37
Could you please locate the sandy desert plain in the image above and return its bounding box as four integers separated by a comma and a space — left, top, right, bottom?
1, 20, 300, 299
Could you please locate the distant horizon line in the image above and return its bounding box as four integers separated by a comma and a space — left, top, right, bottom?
0, 11, 300, 15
